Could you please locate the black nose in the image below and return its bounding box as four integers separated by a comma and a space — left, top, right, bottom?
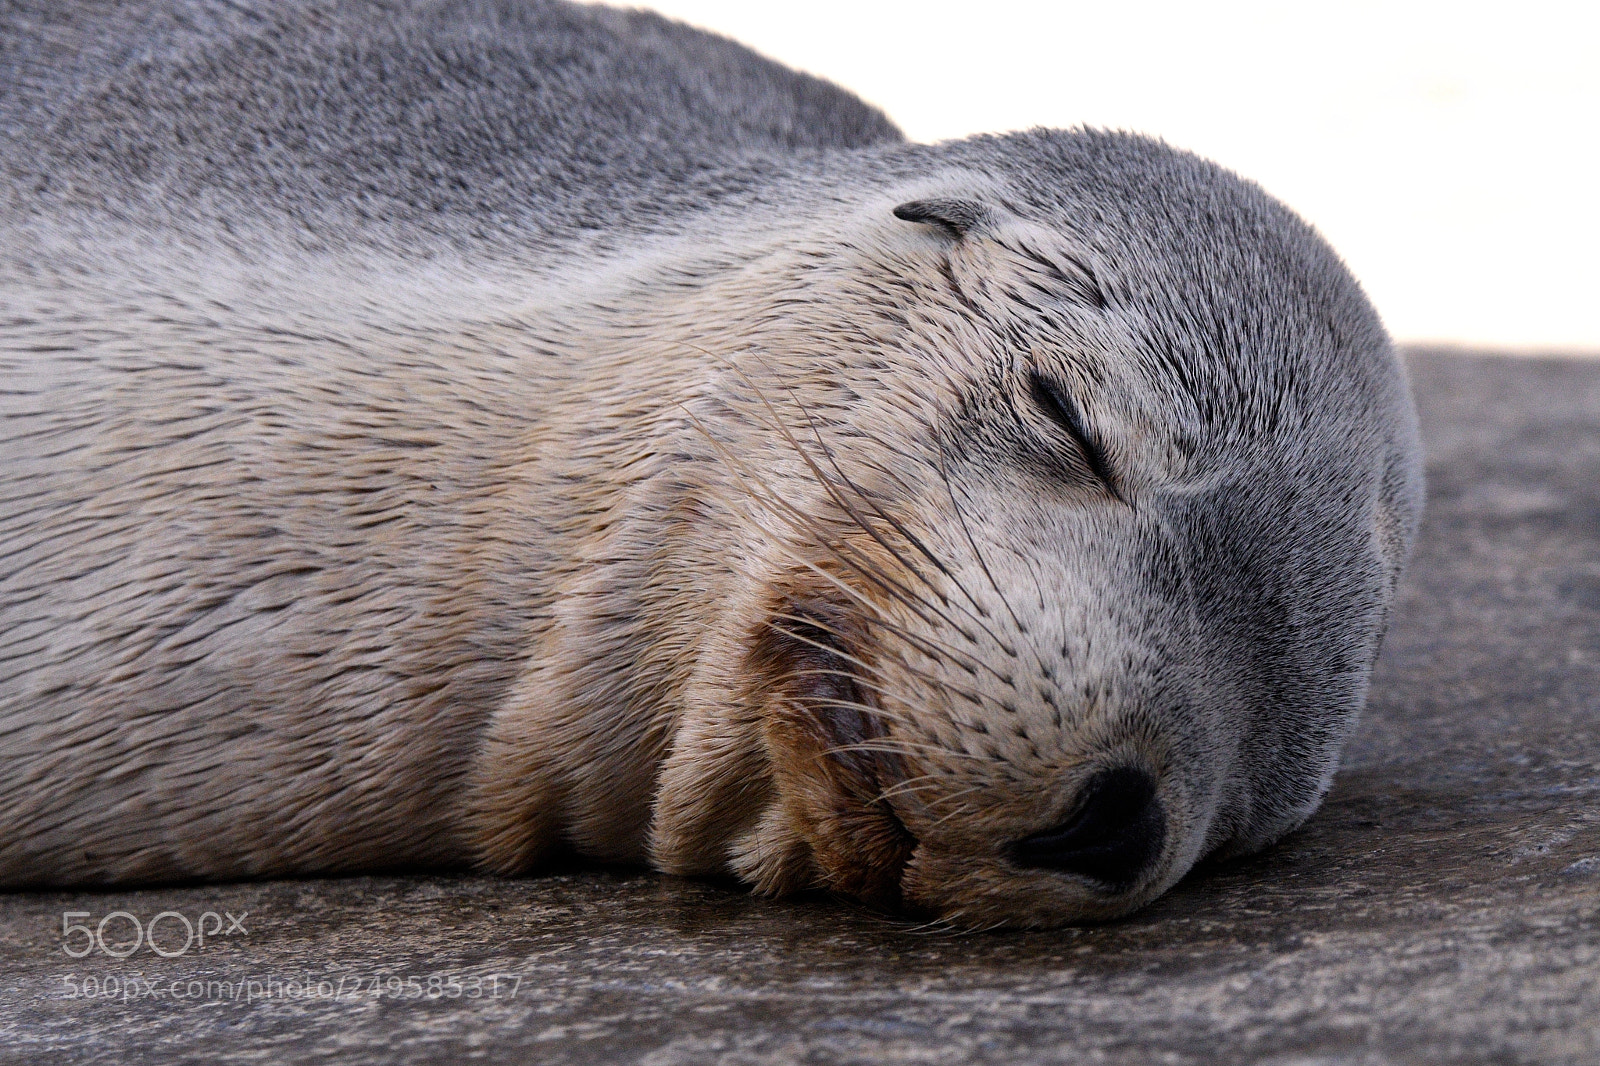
1010, 767, 1166, 889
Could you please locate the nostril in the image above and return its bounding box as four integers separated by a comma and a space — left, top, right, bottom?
1010, 766, 1166, 889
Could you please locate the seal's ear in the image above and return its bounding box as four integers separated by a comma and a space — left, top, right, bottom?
892, 198, 995, 240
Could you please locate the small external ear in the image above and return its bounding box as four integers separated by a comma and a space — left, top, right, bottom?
891, 198, 995, 240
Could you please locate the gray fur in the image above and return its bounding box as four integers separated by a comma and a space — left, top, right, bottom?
0, 0, 1423, 925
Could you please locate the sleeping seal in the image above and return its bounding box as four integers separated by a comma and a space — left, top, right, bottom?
0, 0, 1423, 927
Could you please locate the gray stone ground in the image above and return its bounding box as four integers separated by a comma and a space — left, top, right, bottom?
1, 348, 1596, 1065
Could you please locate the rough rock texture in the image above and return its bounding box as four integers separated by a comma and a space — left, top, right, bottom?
1, 348, 1596, 1064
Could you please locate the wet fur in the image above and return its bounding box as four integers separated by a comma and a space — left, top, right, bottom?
0, 0, 1423, 927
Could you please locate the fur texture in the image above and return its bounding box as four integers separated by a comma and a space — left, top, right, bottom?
0, 0, 1423, 927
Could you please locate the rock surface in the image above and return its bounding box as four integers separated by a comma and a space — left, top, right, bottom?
2, 349, 1596, 1065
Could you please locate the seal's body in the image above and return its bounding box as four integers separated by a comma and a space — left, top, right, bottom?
0, 1, 1422, 927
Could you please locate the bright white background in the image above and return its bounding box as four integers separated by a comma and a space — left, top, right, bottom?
638, 1, 1599, 352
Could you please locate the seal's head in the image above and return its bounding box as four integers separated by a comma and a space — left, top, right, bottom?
646, 129, 1423, 928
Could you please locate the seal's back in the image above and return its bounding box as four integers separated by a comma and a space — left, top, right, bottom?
1, 0, 901, 254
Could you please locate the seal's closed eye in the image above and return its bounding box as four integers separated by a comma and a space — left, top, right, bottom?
1027, 371, 1123, 501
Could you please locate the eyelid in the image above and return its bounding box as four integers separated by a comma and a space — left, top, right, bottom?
1027, 370, 1123, 502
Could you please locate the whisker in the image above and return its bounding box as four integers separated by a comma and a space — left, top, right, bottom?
876, 769, 982, 803
933, 441, 1025, 656
758, 364, 1026, 657
928, 795, 984, 828
752, 530, 1020, 699
822, 421, 1025, 656
686, 407, 962, 639
680, 362, 1031, 700
763, 598, 1019, 728
757, 616, 885, 688
720, 357, 1001, 644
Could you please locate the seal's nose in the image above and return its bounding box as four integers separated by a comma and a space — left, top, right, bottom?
1010, 766, 1166, 889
